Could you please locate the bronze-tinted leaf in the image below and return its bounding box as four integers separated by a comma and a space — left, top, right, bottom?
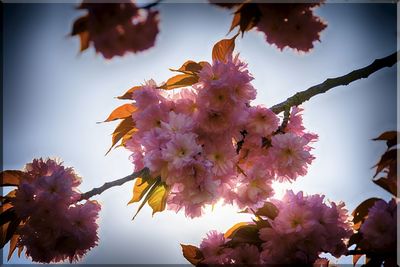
170, 60, 204, 75
71, 15, 89, 36
127, 176, 157, 205
1, 190, 17, 205
229, 12, 241, 33
236, 3, 261, 33
352, 198, 381, 231
117, 128, 138, 148
7, 234, 19, 261
373, 131, 398, 148
181, 244, 204, 265
106, 117, 136, 155
255, 201, 279, 220
348, 232, 362, 247
17, 244, 24, 257
373, 149, 396, 177
148, 183, 169, 216
0, 208, 16, 226
79, 31, 90, 52
4, 219, 20, 248
212, 35, 237, 63
103, 104, 137, 122
224, 222, 249, 239
159, 74, 199, 90
373, 177, 397, 196
117, 86, 142, 100
1, 171, 25, 187
353, 254, 363, 266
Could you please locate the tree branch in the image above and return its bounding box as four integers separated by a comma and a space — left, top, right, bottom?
270, 51, 399, 114
79, 168, 148, 201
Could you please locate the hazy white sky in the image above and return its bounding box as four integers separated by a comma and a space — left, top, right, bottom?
3, 3, 397, 264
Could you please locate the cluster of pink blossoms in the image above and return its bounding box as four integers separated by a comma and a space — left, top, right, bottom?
126, 55, 317, 218
196, 190, 353, 265
12, 158, 100, 263
359, 199, 397, 253
256, 3, 327, 52
73, 2, 159, 59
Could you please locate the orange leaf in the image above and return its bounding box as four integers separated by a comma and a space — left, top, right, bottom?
236, 3, 261, 33
106, 117, 136, 155
1, 171, 24, 187
229, 12, 241, 33
373, 149, 396, 177
118, 128, 138, 148
212, 35, 237, 63
352, 197, 381, 230
117, 86, 142, 100
373, 177, 397, 196
159, 74, 199, 90
71, 15, 88, 36
127, 177, 155, 204
7, 234, 19, 260
103, 104, 137, 122
169, 60, 208, 75
17, 244, 24, 257
181, 244, 204, 265
224, 222, 248, 239
353, 254, 363, 265
79, 31, 90, 52
373, 131, 398, 148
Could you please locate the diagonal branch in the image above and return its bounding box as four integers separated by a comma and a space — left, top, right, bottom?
270, 51, 399, 114
79, 168, 148, 201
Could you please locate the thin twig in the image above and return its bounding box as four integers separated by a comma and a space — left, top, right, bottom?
270, 51, 399, 114
140, 0, 162, 10
79, 168, 148, 201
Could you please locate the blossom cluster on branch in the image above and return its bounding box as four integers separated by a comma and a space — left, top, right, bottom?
182, 190, 353, 265
1, 159, 100, 263
108, 45, 317, 218
71, 1, 159, 59
71, 1, 327, 59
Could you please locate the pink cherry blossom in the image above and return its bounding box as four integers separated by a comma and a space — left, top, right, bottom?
269, 133, 315, 181
359, 199, 396, 252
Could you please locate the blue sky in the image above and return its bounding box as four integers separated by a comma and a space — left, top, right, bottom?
2, 2, 397, 264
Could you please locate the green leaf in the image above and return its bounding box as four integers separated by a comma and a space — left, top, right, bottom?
225, 224, 262, 247
255, 201, 279, 220
181, 244, 204, 265
224, 222, 249, 239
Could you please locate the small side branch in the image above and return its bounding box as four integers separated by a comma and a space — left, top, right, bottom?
79, 168, 148, 201
270, 51, 399, 114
